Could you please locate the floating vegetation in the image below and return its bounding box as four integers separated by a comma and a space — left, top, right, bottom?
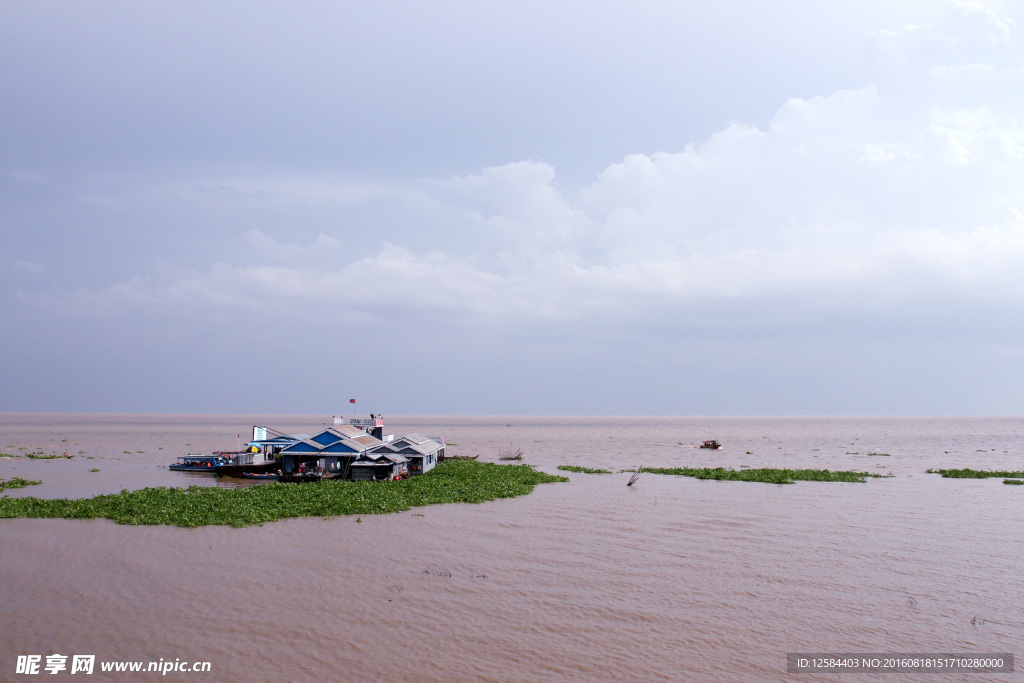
867, 453, 891, 457
557, 465, 612, 474
0, 477, 42, 491
1004, 479, 1024, 486
90, 468, 100, 473
639, 466, 891, 485
927, 468, 1024, 479
0, 460, 566, 528
26, 453, 72, 460
0, 453, 17, 459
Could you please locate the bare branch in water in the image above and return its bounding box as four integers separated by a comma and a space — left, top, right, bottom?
497, 443, 524, 460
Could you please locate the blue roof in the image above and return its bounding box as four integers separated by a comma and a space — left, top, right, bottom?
280, 426, 383, 456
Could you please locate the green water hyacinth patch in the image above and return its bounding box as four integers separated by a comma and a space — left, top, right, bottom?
1003, 479, 1024, 485
0, 477, 42, 491
639, 467, 890, 485
0, 460, 567, 528
926, 468, 1024, 479
557, 465, 612, 474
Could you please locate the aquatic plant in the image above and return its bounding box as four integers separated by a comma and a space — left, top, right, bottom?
557, 465, 612, 474
0, 460, 566, 528
0, 477, 42, 491
926, 468, 1024, 479
639, 466, 890, 485
1003, 479, 1024, 485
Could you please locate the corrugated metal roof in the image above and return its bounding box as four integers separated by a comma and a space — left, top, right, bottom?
281, 438, 327, 454
354, 451, 408, 464
386, 440, 442, 456
331, 425, 369, 439
282, 426, 383, 455
390, 433, 432, 447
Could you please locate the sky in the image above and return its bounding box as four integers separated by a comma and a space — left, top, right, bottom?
3, 0, 1024, 415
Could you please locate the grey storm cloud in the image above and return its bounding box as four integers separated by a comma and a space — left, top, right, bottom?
3, 0, 1024, 415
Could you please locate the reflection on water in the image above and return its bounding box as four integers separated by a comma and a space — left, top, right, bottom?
1, 414, 1022, 682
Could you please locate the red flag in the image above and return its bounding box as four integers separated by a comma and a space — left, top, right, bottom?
349, 399, 356, 403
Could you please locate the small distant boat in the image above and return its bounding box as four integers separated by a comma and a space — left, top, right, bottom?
170, 454, 229, 472
447, 454, 479, 460
241, 471, 279, 481
699, 440, 722, 450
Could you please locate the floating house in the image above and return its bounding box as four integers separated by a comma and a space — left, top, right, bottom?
172, 414, 446, 484
350, 451, 410, 481
377, 433, 445, 475
278, 424, 384, 482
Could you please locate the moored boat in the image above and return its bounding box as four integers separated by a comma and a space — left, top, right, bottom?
215, 426, 304, 477
169, 454, 229, 471
241, 471, 280, 481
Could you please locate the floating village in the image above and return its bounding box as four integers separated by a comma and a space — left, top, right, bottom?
169, 415, 445, 483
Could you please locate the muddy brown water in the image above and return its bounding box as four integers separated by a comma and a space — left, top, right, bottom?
1, 414, 1021, 681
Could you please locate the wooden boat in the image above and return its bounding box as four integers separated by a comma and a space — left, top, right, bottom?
170, 454, 229, 471
699, 440, 722, 450
447, 454, 479, 460
215, 453, 280, 477
241, 471, 279, 481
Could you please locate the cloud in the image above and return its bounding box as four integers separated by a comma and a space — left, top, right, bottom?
13, 2, 1024, 349
13, 260, 45, 275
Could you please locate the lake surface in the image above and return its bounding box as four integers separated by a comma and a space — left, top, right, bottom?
1, 414, 1021, 681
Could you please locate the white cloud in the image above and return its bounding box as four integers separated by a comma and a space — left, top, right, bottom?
16, 1, 1024, 340
12, 260, 45, 274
